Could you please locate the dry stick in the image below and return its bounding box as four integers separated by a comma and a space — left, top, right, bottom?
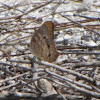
9, 52, 31, 56
86, 25, 100, 29
1, 16, 98, 40
1, 91, 84, 100
0, 61, 32, 71
10, 10, 77, 35
0, 81, 20, 91
0, 1, 52, 20
0, 1, 52, 42
7, 59, 96, 85
55, 19, 98, 31
49, 78, 85, 99
57, 45, 100, 50
0, 72, 29, 83
10, 1, 52, 8
8, 58, 100, 68
74, 14, 100, 20
58, 13, 100, 35
54, 77, 100, 98
46, 71, 100, 98
47, 72, 100, 98
66, 81, 100, 98
0, 41, 30, 46
56, 19, 97, 27
55, 88, 66, 100
1, 92, 36, 99
0, 33, 13, 42
21, 80, 39, 94
45, 69, 92, 91
31, 57, 39, 90
6, 59, 100, 78
0, 66, 14, 76
0, 5, 98, 38
51, 1, 62, 20
91, 85, 100, 93
73, 61, 100, 68
0, 49, 10, 59
8, 59, 78, 65
0, 1, 59, 17
8, 59, 31, 64
60, 51, 100, 55
7, 35, 32, 43
0, 60, 45, 81
17, 1, 52, 17
1, 5, 94, 44
35, 61, 95, 85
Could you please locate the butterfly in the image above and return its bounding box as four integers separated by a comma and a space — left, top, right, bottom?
30, 21, 59, 62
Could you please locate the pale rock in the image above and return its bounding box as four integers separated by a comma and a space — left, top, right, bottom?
64, 34, 72, 40
55, 37, 64, 43
86, 40, 98, 47
37, 79, 57, 96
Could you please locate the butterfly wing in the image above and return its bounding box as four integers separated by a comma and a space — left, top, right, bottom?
30, 21, 59, 62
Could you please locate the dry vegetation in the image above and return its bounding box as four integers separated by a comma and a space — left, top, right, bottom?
0, 0, 100, 100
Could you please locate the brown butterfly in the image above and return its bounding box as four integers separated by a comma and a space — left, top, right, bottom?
30, 21, 59, 62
